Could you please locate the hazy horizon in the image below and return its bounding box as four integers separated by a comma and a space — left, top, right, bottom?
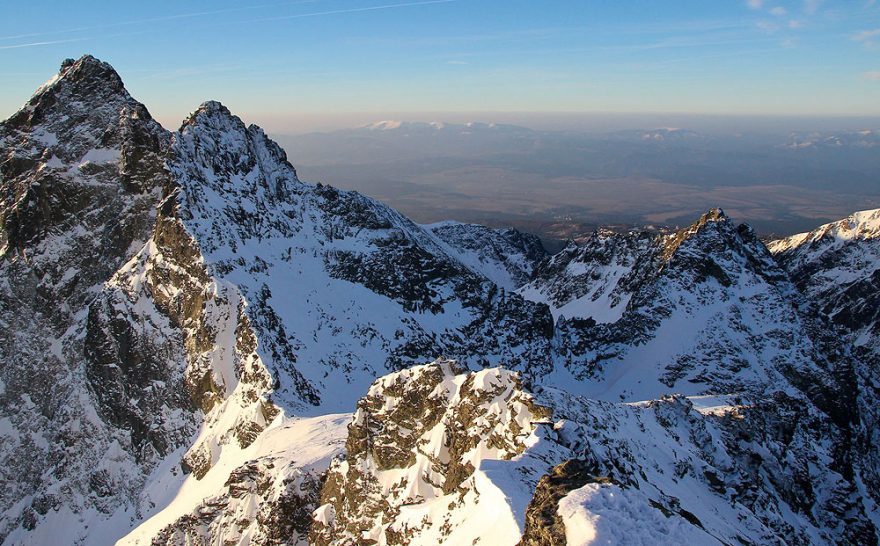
264, 111, 880, 136
3, 1, 880, 132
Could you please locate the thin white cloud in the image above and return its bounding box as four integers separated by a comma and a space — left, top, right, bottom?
804, 0, 823, 14
0, 0, 458, 51
853, 28, 880, 48
862, 70, 880, 80
853, 28, 880, 41
747, 0, 764, 9
757, 20, 780, 32
788, 20, 804, 29
770, 6, 787, 15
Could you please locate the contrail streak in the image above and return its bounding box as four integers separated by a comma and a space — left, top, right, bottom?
0, 37, 90, 50
242, 0, 459, 24
0, 0, 460, 50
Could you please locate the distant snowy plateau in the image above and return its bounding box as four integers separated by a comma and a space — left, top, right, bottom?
2, 56, 880, 545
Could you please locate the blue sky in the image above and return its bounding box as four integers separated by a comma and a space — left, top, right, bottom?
1, 0, 879, 131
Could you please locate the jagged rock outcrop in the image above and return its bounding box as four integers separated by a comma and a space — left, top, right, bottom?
312, 361, 877, 545
311, 360, 554, 545
138, 413, 349, 546
3, 56, 880, 545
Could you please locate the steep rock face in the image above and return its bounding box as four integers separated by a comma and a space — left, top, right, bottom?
314, 361, 876, 545
769, 209, 880, 526
423, 221, 547, 291
0, 56, 197, 544
98, 193, 279, 485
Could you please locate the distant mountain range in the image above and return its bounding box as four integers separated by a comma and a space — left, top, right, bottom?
361, 120, 535, 133
783, 129, 880, 149
2, 55, 880, 545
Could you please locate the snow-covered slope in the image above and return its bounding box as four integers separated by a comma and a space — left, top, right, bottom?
121, 413, 349, 546
423, 221, 547, 291
769, 208, 880, 357
517, 229, 654, 323
0, 56, 554, 545
2, 56, 880, 545
312, 360, 876, 545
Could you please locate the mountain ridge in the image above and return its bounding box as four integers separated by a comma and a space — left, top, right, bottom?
1, 55, 879, 545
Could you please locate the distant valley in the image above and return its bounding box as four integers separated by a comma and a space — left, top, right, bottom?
275, 122, 880, 242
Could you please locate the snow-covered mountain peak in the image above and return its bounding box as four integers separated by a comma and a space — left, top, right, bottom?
56, 54, 126, 91
769, 208, 880, 254
172, 100, 303, 221
363, 119, 404, 130
178, 100, 295, 169
0, 53, 168, 256
0, 56, 179, 543
655, 207, 788, 291
164, 96, 554, 413
18, 54, 132, 124
769, 207, 880, 359
660, 207, 729, 258
4, 56, 880, 545
359, 119, 532, 135
182, 100, 243, 131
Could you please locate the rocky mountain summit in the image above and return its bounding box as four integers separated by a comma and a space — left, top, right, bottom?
769, 208, 880, 360
1, 56, 879, 545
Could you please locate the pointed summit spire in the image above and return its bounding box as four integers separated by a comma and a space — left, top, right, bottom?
33, 54, 127, 103
3, 54, 139, 132
180, 100, 246, 132
659, 208, 733, 263
58, 54, 124, 88
700, 207, 727, 223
